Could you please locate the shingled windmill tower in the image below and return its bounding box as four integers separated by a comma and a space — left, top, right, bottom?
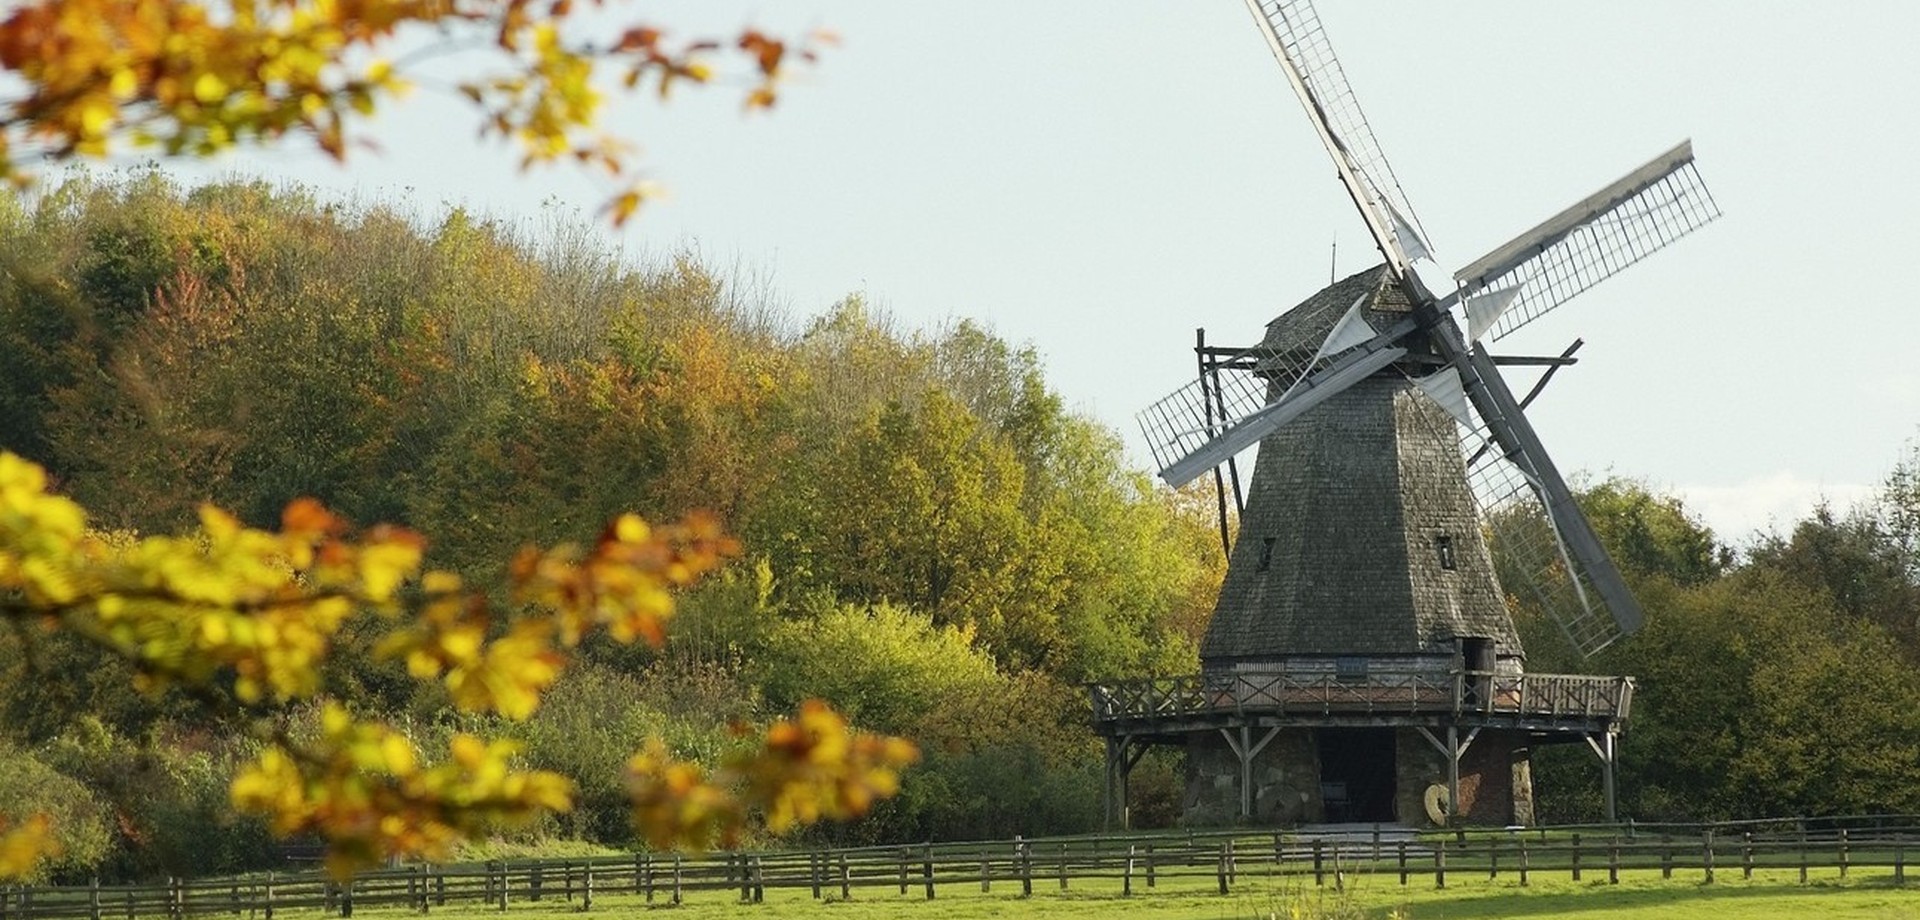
1089, 0, 1719, 828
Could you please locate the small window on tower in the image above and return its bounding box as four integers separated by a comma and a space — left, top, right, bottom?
1435, 534, 1456, 571
1259, 537, 1276, 572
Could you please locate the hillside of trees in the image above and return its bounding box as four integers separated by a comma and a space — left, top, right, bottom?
1, 173, 1916, 881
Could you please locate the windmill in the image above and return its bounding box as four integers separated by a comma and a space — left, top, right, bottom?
1090, 0, 1718, 829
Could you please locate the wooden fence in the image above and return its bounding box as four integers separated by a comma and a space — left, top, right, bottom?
1, 819, 1913, 918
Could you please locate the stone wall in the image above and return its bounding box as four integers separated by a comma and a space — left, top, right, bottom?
1187, 727, 1535, 828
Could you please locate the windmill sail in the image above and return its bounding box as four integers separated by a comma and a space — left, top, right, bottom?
1243, 0, 1432, 275
1452, 141, 1721, 343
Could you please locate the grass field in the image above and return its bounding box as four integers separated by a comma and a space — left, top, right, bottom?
305, 868, 1916, 919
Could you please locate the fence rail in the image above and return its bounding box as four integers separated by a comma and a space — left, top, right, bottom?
2, 819, 1912, 918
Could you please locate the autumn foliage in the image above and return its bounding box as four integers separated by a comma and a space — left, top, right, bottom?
0, 450, 916, 877
0, 0, 826, 222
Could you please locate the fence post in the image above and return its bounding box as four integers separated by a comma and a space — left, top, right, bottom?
671, 855, 683, 906
1839, 828, 1850, 879
1018, 838, 1033, 898
1123, 845, 1134, 897
1608, 838, 1620, 885
1313, 841, 1324, 886
754, 856, 765, 904
340, 880, 353, 919
264, 873, 275, 920
980, 848, 990, 894
1743, 832, 1754, 880
897, 847, 909, 896
1397, 841, 1408, 886
583, 860, 595, 911
635, 855, 646, 899
1571, 833, 1582, 882
1661, 834, 1674, 879
922, 844, 935, 901
1799, 828, 1809, 885
1434, 840, 1446, 889
434, 870, 445, 908
840, 854, 851, 900
1216, 845, 1229, 896
496, 862, 509, 912
1144, 843, 1155, 889
736, 855, 750, 903
642, 856, 654, 903
810, 853, 822, 900
90, 877, 102, 920
530, 862, 544, 903
1333, 843, 1345, 892
1703, 831, 1715, 884
1489, 837, 1499, 880
1059, 844, 1069, 891
1274, 834, 1286, 877
564, 861, 575, 903
1894, 837, 1905, 886
171, 877, 184, 920
1519, 838, 1529, 887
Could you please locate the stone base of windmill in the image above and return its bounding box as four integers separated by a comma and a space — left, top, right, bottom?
1181, 728, 1536, 828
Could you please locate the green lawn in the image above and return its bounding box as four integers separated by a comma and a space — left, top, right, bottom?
324, 868, 1916, 919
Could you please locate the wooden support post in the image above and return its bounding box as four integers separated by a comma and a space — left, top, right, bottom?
340, 881, 353, 919
636, 855, 646, 898
1226, 838, 1237, 885
840, 854, 852, 900
1059, 843, 1069, 890
898, 847, 909, 896
1894, 838, 1905, 886
672, 856, 683, 906
1446, 725, 1461, 824
1123, 845, 1134, 897
1839, 829, 1850, 879
1743, 833, 1754, 880
583, 861, 595, 911
980, 848, 991, 893
1571, 833, 1582, 882
1333, 843, 1344, 892
1661, 835, 1673, 879
810, 853, 821, 900
1703, 831, 1715, 884
496, 862, 509, 912
1313, 842, 1324, 886
1397, 841, 1408, 885
530, 863, 543, 903
1144, 844, 1155, 889
1489, 837, 1499, 880
753, 857, 765, 904
1435, 840, 1447, 889
1519, 838, 1530, 887
1216, 846, 1229, 896
737, 856, 751, 903
1608, 839, 1619, 885
89, 878, 101, 920
434, 870, 445, 908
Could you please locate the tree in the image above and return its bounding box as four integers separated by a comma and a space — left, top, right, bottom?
0, 0, 829, 223
0, 452, 916, 877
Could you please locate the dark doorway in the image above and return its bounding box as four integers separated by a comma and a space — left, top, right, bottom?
1461, 637, 1495, 708
1316, 729, 1396, 823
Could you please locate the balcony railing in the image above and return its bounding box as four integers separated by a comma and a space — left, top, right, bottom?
1088, 670, 1633, 728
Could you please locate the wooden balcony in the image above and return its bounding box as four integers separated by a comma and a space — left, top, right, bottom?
1088, 669, 1633, 738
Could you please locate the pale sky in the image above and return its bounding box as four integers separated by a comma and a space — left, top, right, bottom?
165, 1, 1920, 547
